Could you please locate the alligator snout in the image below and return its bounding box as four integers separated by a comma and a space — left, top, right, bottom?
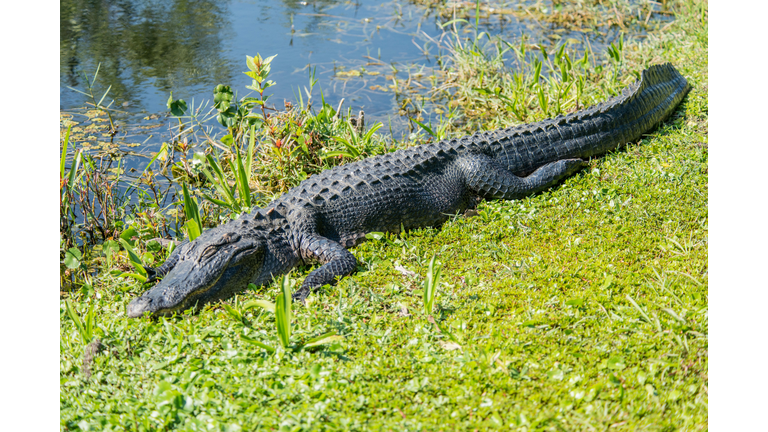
126, 296, 153, 318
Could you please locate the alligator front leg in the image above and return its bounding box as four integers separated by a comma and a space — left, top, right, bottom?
460, 154, 586, 200
293, 234, 358, 302
144, 239, 190, 282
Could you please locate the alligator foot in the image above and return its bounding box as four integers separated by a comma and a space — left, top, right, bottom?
143, 266, 159, 283
292, 286, 311, 304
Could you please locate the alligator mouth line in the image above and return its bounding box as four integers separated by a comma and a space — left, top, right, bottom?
127, 271, 225, 318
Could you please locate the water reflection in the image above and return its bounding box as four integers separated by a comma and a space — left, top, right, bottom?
60, 0, 235, 108
60, 0, 669, 171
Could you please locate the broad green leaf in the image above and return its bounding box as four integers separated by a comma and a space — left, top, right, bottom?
607, 356, 626, 370
64, 247, 82, 270
322, 150, 356, 159
297, 134, 309, 155
202, 193, 233, 211
234, 149, 251, 208
222, 304, 242, 322
120, 227, 138, 247
600, 275, 614, 290
103, 240, 119, 262
184, 219, 201, 241
423, 255, 441, 314
68, 149, 82, 189
118, 238, 147, 278
275, 276, 292, 348
217, 111, 237, 129
60, 125, 72, 178
204, 156, 237, 208
304, 332, 344, 348
246, 55, 257, 72
167, 93, 188, 117
242, 299, 275, 313
565, 298, 584, 307
118, 272, 147, 283
537, 86, 548, 115
625, 294, 652, 323
547, 368, 565, 381
365, 232, 385, 241
84, 305, 96, 341
532, 59, 542, 86
65, 300, 89, 343
182, 183, 202, 240
240, 334, 275, 353
246, 125, 256, 180
213, 85, 234, 112
410, 117, 435, 138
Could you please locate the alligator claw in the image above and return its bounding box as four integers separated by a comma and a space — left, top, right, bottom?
292, 287, 311, 305
143, 266, 159, 283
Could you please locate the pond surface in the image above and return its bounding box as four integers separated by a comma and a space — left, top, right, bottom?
60, 0, 669, 175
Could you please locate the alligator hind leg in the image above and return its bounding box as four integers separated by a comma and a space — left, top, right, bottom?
293, 234, 358, 302
460, 154, 586, 200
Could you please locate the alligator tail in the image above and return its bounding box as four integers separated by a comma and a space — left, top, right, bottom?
575, 62, 692, 156
484, 63, 691, 173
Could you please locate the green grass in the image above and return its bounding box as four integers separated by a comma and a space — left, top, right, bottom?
60, 1, 707, 430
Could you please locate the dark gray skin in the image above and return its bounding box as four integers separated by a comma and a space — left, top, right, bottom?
127, 63, 691, 318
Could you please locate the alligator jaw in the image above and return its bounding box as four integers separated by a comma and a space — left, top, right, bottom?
126, 263, 215, 318
126, 224, 268, 318
126, 297, 150, 318
126, 295, 165, 318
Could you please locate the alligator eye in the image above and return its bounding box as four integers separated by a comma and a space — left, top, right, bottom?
200, 246, 217, 260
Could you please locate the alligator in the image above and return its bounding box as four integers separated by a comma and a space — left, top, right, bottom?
127, 63, 691, 318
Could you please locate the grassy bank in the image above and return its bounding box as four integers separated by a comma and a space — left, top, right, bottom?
60, 1, 707, 430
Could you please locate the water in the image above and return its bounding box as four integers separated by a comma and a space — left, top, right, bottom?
60, 0, 670, 174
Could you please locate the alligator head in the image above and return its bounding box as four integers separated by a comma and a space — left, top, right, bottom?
126, 216, 272, 318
